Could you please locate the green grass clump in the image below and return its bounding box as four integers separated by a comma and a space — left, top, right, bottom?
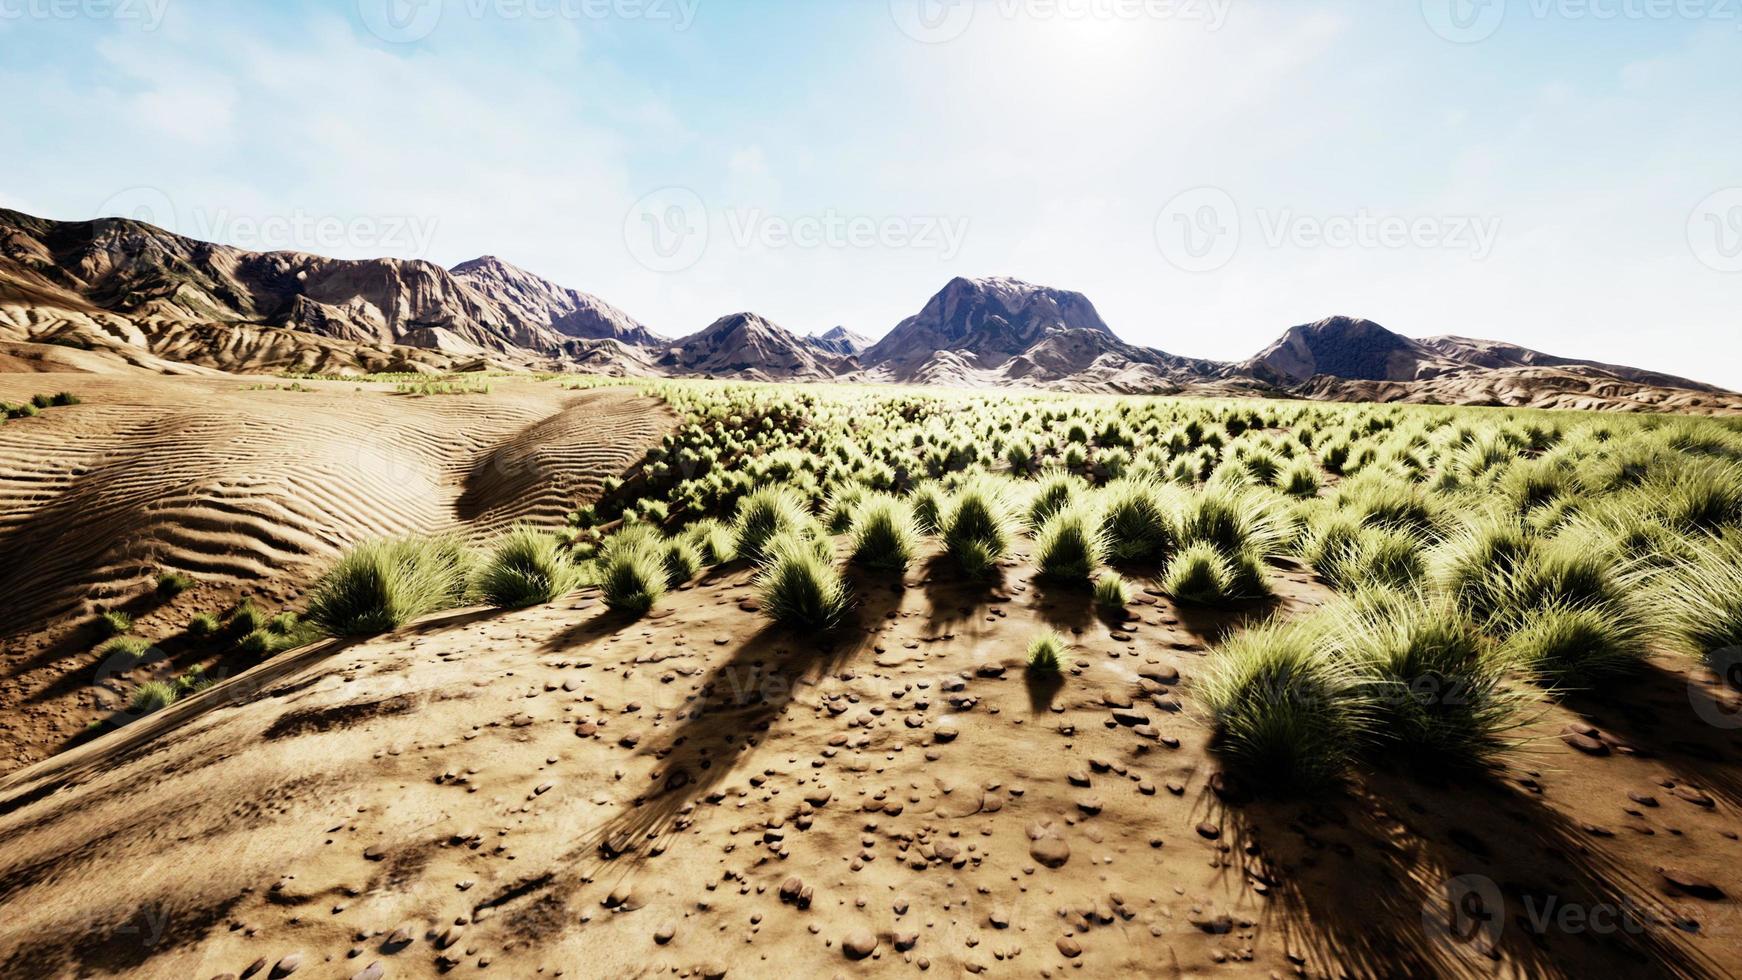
226, 597, 268, 635
849, 494, 919, 573
1303, 514, 1424, 591
474, 526, 579, 609
1198, 619, 1366, 795
680, 518, 737, 566
94, 610, 132, 639
1093, 572, 1129, 611
156, 571, 196, 598
185, 612, 220, 637
1027, 471, 1087, 530
1097, 479, 1177, 565
1280, 459, 1321, 498
1651, 459, 1742, 533
941, 479, 1013, 578
1177, 484, 1287, 556
1033, 505, 1104, 582
1162, 542, 1234, 604
1333, 472, 1441, 536
824, 485, 867, 535
238, 611, 319, 655
305, 535, 473, 636
661, 538, 703, 587
129, 681, 179, 715
733, 486, 813, 563
598, 531, 668, 617
1643, 532, 1742, 665
1324, 591, 1518, 765
98, 636, 152, 660
1026, 630, 1067, 673
1502, 604, 1646, 684
910, 481, 948, 535
174, 665, 212, 697
1431, 518, 1535, 623
756, 531, 851, 630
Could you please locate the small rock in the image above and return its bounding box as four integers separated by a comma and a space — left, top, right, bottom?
843, 929, 880, 960
1659, 868, 1725, 899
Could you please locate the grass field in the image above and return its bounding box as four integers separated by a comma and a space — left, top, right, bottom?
270, 379, 1742, 794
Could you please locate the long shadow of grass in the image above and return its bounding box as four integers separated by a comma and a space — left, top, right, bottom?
554, 569, 909, 890
1200, 759, 1723, 979
1555, 658, 1742, 811
561, 624, 861, 885
918, 552, 1008, 636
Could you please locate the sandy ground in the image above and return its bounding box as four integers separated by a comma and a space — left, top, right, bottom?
0, 541, 1737, 979
0, 372, 672, 773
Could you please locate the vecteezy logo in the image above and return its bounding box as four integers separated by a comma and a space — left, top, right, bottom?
94, 186, 178, 233
1689, 189, 1742, 273
623, 187, 708, 273
1154, 187, 1240, 272
359, 0, 443, 43
889, 0, 975, 43
1422, 873, 1504, 958
1690, 646, 1742, 729
1421, 0, 1505, 44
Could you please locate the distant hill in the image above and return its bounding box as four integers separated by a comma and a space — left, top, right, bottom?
2, 207, 1734, 412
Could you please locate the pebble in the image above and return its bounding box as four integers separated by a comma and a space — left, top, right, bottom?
843, 929, 880, 959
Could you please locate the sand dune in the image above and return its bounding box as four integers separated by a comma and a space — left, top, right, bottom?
0, 544, 1734, 978
0, 374, 672, 772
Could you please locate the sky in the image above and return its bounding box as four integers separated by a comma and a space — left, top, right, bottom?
3, 0, 1740, 387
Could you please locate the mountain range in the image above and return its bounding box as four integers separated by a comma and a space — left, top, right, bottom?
1, 207, 1734, 412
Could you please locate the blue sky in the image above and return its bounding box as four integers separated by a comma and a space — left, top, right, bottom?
4, 0, 1739, 386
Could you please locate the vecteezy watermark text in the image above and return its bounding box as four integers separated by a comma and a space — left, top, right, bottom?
623, 186, 969, 273
358, 0, 700, 43
1423, 0, 1742, 43
1154, 186, 1502, 272
890, 0, 1232, 43
95, 187, 439, 257
0, 0, 168, 28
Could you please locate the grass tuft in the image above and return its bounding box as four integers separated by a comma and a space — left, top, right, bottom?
1093, 572, 1129, 611
1502, 604, 1646, 684
849, 494, 919, 573
598, 530, 669, 617
129, 681, 179, 715
1033, 504, 1105, 582
733, 486, 812, 563
156, 571, 196, 598
474, 526, 579, 609
1097, 479, 1178, 565
941, 479, 1013, 578
305, 535, 473, 636
1198, 618, 1366, 795
756, 531, 851, 630
1026, 630, 1067, 673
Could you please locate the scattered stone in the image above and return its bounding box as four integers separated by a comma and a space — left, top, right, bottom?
843, 929, 880, 960
1030, 836, 1071, 869
1659, 868, 1725, 899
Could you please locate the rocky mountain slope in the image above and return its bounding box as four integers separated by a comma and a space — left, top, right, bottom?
806, 325, 871, 356
2, 207, 1735, 411
660, 312, 857, 381
0, 207, 658, 371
